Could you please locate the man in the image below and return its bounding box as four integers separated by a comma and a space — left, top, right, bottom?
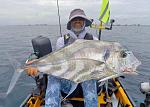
56, 9, 98, 49
26, 9, 99, 107
46, 9, 99, 107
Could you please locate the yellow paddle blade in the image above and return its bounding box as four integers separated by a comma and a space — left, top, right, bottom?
99, 0, 110, 23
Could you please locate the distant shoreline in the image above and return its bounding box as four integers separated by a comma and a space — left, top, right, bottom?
0, 24, 150, 27
113, 24, 150, 26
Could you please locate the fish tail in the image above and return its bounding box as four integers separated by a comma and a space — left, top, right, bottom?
5, 52, 24, 95
62, 83, 78, 101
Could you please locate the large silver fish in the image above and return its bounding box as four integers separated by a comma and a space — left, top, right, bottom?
27, 39, 141, 82
6, 39, 141, 95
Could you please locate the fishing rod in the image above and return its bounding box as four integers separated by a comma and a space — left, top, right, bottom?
98, 21, 102, 40
56, 0, 62, 37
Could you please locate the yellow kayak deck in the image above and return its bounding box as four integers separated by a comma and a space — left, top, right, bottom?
21, 78, 135, 107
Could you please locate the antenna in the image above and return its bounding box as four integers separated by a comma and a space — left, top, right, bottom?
56, 0, 62, 37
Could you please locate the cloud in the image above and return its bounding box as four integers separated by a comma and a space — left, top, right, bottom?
0, 0, 150, 25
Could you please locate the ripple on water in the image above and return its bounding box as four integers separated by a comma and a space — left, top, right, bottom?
0, 25, 150, 106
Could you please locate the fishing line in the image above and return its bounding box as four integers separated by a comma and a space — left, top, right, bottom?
135, 71, 150, 80
56, 0, 62, 37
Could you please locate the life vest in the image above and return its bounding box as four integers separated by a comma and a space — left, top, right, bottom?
64, 33, 93, 45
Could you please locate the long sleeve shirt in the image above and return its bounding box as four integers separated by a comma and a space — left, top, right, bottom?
56, 29, 98, 50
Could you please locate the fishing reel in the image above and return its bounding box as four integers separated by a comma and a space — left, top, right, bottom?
90, 19, 115, 30
140, 82, 150, 94
105, 19, 115, 30
140, 82, 150, 107
90, 18, 115, 40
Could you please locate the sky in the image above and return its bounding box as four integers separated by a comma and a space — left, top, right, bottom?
0, 0, 150, 25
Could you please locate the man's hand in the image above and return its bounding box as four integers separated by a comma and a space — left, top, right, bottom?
25, 67, 38, 76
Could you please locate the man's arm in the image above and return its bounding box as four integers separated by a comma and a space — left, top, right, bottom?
56, 37, 65, 50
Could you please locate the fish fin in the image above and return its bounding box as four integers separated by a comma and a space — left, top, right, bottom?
62, 83, 78, 101
103, 49, 110, 62
111, 93, 119, 107
98, 73, 122, 87
6, 69, 23, 95
5, 52, 24, 95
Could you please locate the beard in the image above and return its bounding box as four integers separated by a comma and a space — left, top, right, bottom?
71, 22, 85, 35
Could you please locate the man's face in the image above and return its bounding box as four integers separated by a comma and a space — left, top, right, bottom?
71, 17, 85, 30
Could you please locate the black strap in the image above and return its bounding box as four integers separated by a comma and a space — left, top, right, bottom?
64, 33, 93, 45
84, 33, 93, 40
64, 34, 70, 45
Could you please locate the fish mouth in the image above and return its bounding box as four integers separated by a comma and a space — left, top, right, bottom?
120, 62, 141, 74
121, 67, 135, 73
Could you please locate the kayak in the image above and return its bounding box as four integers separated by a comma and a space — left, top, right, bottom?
19, 36, 149, 107
20, 77, 135, 107
20, 36, 136, 107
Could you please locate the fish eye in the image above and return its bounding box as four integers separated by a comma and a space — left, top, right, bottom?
120, 51, 127, 58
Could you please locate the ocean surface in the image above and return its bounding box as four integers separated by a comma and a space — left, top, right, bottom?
0, 25, 150, 107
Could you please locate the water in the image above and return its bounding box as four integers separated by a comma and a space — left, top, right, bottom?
0, 25, 149, 106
